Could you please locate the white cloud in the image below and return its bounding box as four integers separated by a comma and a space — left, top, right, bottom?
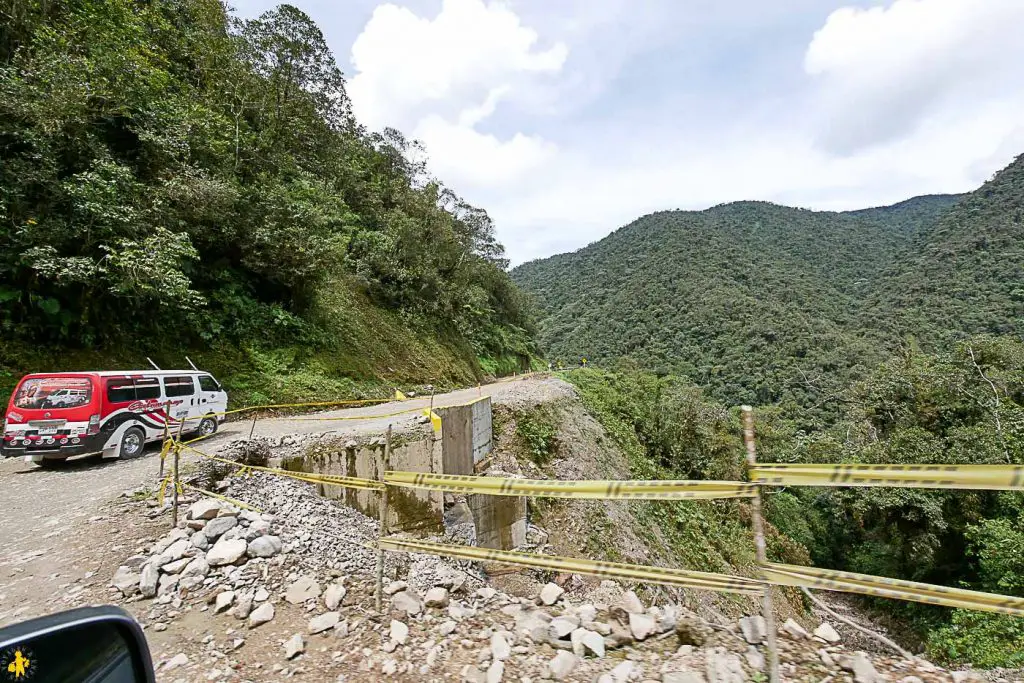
804, 0, 1024, 153
490, 79, 1024, 265
413, 113, 557, 187
348, 0, 567, 190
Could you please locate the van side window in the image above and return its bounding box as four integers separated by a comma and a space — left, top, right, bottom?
135, 377, 161, 400
164, 376, 195, 397
198, 375, 220, 392
106, 379, 136, 403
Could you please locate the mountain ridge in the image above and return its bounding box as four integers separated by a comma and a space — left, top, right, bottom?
510, 171, 1016, 421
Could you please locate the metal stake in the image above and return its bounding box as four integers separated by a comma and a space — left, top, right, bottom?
743, 405, 780, 683
375, 424, 392, 613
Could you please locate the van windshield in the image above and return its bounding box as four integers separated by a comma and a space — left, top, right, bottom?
13, 377, 93, 410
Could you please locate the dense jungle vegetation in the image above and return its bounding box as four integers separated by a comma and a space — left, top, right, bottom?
563, 336, 1024, 666
523, 156, 1024, 665
0, 0, 536, 401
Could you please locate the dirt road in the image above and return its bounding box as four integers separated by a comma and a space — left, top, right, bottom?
212, 374, 570, 443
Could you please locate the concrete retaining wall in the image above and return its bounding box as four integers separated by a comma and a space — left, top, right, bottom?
468, 493, 527, 549
470, 398, 492, 465
287, 433, 443, 533
438, 397, 524, 549
437, 403, 474, 476
284, 396, 526, 548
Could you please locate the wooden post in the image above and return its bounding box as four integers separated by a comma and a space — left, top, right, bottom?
428, 386, 435, 416
375, 424, 392, 613
742, 405, 780, 683
171, 442, 180, 528
159, 400, 171, 479
171, 412, 187, 528
248, 414, 258, 440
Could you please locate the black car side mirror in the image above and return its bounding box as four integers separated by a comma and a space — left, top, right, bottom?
0, 606, 155, 682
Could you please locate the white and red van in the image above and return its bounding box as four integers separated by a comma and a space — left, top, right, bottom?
2, 370, 228, 467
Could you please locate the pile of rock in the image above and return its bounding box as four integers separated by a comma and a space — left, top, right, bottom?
366, 574, 966, 683
109, 451, 982, 682
110, 497, 284, 608
113, 490, 976, 683
220, 470, 383, 577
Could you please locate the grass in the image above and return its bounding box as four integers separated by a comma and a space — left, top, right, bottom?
515, 405, 560, 466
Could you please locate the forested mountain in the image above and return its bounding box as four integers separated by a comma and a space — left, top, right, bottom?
512, 194, 962, 423
844, 193, 963, 236
0, 1, 535, 401
863, 156, 1024, 343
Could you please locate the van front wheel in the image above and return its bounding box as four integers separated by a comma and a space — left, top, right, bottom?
119, 427, 146, 459
197, 417, 218, 437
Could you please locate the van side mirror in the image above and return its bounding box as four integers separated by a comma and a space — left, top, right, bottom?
0, 606, 155, 682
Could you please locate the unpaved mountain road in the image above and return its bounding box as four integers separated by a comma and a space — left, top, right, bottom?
209, 374, 571, 444
0, 375, 571, 628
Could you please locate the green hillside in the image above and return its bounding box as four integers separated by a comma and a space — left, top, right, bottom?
844, 193, 964, 236
0, 1, 536, 402
512, 195, 962, 423
863, 157, 1024, 343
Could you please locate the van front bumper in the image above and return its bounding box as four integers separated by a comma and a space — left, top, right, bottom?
1, 441, 95, 458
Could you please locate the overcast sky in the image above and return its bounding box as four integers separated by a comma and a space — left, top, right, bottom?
233, 0, 1024, 265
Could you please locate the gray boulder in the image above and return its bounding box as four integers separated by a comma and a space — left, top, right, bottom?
203, 515, 238, 540
247, 535, 283, 558
139, 563, 159, 598
206, 538, 247, 567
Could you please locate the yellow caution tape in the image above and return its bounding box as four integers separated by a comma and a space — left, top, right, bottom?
156, 475, 184, 507
157, 475, 171, 507
182, 483, 263, 513
385, 471, 758, 500
279, 406, 427, 422
167, 398, 390, 424
182, 432, 215, 446
379, 537, 762, 595
763, 562, 1024, 617
216, 398, 388, 418
178, 443, 385, 492
750, 463, 1024, 491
